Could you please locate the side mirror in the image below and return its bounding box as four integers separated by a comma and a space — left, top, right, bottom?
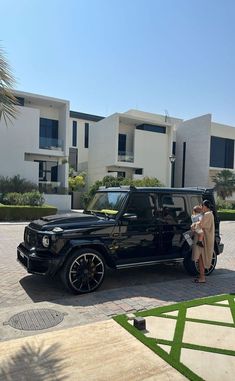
122, 212, 138, 220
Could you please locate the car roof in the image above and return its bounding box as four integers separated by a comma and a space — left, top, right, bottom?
97, 186, 214, 195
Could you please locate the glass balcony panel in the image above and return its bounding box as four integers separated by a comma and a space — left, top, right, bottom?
118, 151, 134, 163
39, 137, 63, 150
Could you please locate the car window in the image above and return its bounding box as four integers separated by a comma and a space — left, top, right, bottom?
159, 194, 190, 224
190, 196, 203, 209
125, 193, 155, 220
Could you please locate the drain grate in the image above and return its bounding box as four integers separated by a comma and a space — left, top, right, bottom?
4, 309, 64, 331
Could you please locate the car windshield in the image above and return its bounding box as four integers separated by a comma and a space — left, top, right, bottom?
85, 191, 128, 217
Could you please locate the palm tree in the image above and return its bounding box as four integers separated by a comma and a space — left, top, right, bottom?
0, 46, 18, 124
212, 169, 235, 200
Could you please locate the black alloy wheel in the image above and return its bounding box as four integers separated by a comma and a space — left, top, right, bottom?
61, 248, 105, 294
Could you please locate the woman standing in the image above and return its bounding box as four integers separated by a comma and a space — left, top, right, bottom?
192, 200, 215, 283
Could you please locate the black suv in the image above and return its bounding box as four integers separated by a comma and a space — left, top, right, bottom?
17, 186, 224, 294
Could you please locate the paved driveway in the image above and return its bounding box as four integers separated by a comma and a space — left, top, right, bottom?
0, 221, 234, 309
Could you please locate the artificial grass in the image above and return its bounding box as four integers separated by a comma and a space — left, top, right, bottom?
114, 294, 235, 381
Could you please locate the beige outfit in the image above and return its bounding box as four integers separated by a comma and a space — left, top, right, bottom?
192, 211, 215, 269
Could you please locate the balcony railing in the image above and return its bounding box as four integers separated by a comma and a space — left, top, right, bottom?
118, 151, 134, 163
39, 137, 63, 150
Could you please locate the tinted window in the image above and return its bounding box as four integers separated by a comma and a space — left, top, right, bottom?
72, 121, 77, 147
126, 193, 155, 219
39, 118, 59, 149
160, 195, 189, 224
118, 134, 126, 153
136, 124, 166, 134
84, 123, 89, 148
210, 136, 234, 169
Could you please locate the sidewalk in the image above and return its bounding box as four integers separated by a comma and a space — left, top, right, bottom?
0, 319, 186, 381
0, 272, 235, 380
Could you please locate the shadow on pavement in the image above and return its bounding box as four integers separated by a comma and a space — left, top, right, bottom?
19, 265, 235, 307
0, 341, 67, 381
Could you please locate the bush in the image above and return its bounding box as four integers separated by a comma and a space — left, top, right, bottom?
3, 191, 44, 206
81, 175, 163, 208
216, 197, 235, 210
0, 175, 38, 193
217, 210, 235, 221
0, 205, 57, 221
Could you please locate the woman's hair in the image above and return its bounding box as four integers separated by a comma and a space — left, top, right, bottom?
202, 199, 212, 210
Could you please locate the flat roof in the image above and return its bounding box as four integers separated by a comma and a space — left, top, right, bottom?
70, 111, 104, 122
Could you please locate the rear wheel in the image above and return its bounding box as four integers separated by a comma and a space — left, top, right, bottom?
183, 250, 217, 276
61, 248, 105, 294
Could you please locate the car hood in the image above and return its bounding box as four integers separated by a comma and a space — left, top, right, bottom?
28, 212, 112, 231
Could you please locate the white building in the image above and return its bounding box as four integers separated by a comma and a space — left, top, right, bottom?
1, 89, 235, 210
175, 114, 235, 193
68, 111, 103, 175
0, 90, 71, 210
87, 109, 182, 187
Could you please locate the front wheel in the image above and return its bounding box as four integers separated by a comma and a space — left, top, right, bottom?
61, 248, 105, 294
183, 250, 217, 276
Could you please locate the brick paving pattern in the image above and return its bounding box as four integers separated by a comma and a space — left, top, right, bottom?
0, 222, 234, 330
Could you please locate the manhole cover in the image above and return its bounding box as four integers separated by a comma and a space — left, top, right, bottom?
4, 309, 64, 331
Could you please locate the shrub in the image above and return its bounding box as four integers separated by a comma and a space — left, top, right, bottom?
217, 210, 235, 221
0, 175, 38, 194
68, 171, 86, 192
3, 191, 44, 206
216, 197, 235, 210
0, 205, 57, 221
81, 175, 163, 208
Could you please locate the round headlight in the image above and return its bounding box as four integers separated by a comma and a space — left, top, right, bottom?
42, 235, 50, 248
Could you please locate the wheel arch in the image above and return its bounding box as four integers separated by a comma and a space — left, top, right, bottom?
64, 242, 116, 269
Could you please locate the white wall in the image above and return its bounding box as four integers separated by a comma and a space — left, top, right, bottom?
88, 114, 118, 185
134, 128, 172, 185
175, 114, 211, 187
0, 106, 40, 184
43, 194, 71, 211
0, 93, 69, 192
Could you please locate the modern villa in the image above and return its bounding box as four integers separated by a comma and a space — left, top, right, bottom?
0, 90, 235, 209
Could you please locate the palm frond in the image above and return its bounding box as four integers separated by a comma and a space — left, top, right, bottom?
0, 46, 18, 124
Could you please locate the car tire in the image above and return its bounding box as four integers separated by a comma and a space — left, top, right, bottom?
183, 249, 217, 276
61, 248, 105, 294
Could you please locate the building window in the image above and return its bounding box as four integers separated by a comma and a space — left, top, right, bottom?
39, 118, 59, 149
117, 171, 126, 178
69, 148, 78, 171
72, 121, 77, 147
36, 160, 58, 182
118, 134, 126, 154
84, 123, 89, 148
136, 124, 166, 134
135, 168, 143, 175
210, 136, 234, 169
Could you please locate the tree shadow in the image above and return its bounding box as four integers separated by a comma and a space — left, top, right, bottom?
0, 341, 67, 381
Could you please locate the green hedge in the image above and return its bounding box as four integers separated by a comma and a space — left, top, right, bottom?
0, 205, 57, 221
217, 210, 235, 221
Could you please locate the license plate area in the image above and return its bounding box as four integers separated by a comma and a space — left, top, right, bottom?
17, 250, 29, 268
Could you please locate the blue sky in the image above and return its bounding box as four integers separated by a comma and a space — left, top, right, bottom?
1, 0, 235, 125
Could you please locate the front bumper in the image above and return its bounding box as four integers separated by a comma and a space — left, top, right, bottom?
17, 243, 64, 276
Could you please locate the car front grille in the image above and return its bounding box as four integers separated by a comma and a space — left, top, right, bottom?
24, 227, 38, 247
